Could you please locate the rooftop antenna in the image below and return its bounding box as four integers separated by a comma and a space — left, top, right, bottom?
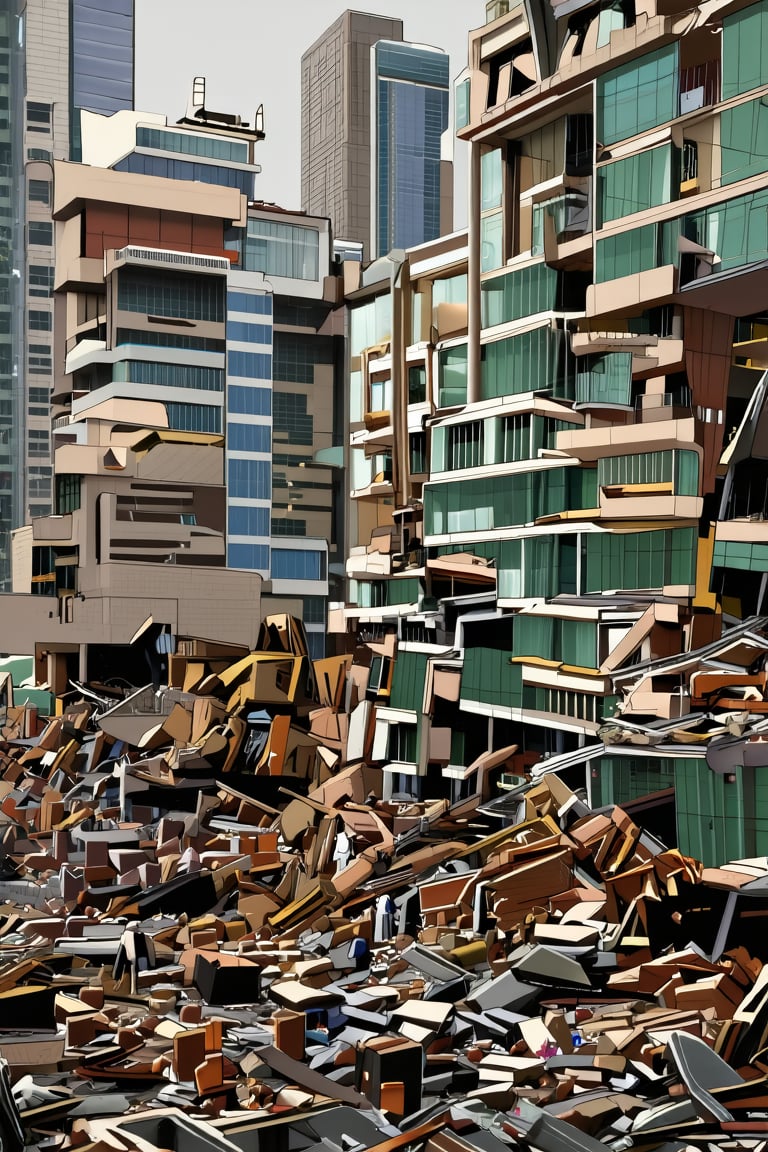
187, 76, 206, 121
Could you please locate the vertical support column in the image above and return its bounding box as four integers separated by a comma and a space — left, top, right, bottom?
467, 139, 482, 406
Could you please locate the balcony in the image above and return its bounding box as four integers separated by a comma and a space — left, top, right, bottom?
32, 514, 74, 543
109, 246, 230, 277
534, 184, 592, 269
392, 547, 426, 574
634, 391, 693, 422
679, 59, 720, 116
345, 546, 392, 580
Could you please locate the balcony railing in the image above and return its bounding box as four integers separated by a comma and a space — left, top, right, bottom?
111, 246, 230, 275
679, 59, 720, 114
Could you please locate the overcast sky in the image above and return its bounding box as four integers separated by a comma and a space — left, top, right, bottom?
134, 0, 486, 226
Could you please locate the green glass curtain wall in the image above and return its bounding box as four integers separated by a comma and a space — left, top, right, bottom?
675, 758, 747, 867
591, 755, 679, 808
481, 148, 503, 211
598, 144, 676, 225
461, 647, 523, 709
685, 187, 768, 274
390, 651, 429, 712
456, 79, 470, 129
722, 0, 768, 101
481, 212, 504, 272
357, 577, 420, 607
583, 527, 697, 592
438, 345, 468, 407
575, 352, 632, 407
514, 615, 597, 667
596, 219, 680, 282
598, 188, 768, 285
432, 414, 578, 472
597, 44, 679, 146
481, 326, 568, 400
713, 539, 768, 571
481, 263, 560, 327
720, 98, 768, 185
521, 685, 613, 724
424, 467, 597, 536
498, 535, 578, 599
597, 449, 699, 494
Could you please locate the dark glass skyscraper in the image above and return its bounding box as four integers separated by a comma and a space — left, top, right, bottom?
372, 41, 449, 258
69, 0, 134, 158
301, 13, 452, 263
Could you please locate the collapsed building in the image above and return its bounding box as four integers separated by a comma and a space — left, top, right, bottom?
0, 613, 767, 1152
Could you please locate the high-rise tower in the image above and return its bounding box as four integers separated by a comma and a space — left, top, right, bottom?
301, 10, 453, 262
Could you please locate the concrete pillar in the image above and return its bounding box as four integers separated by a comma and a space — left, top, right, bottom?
467, 140, 482, 406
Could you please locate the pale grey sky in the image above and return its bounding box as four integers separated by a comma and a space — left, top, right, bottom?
135, 0, 486, 227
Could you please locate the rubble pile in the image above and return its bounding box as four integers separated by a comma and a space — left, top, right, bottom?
0, 618, 766, 1152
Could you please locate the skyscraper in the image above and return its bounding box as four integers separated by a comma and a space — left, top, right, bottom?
1, 0, 136, 592
301, 10, 452, 261
0, 0, 22, 589
370, 40, 450, 259
69, 0, 134, 160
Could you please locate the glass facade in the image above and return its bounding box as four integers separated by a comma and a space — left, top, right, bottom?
241, 218, 319, 281
408, 365, 427, 404
226, 286, 273, 574
574, 353, 633, 407
273, 392, 313, 446
597, 44, 678, 145
720, 98, 768, 185
374, 42, 449, 257
228, 423, 271, 453
583, 527, 697, 591
481, 327, 566, 400
165, 402, 221, 433
438, 345, 468, 407
116, 152, 255, 199
722, 0, 768, 101
56, 475, 82, 515
350, 294, 391, 357
229, 506, 270, 538
595, 219, 679, 282
494, 528, 695, 599
70, 0, 134, 158
117, 270, 225, 322
461, 648, 523, 710
390, 650, 429, 711
432, 274, 467, 309
116, 328, 223, 352
481, 263, 560, 327
598, 187, 768, 283
136, 126, 248, 163
515, 615, 597, 667
271, 548, 326, 582
355, 577, 420, 609
273, 331, 333, 384
597, 449, 699, 495
598, 144, 675, 225
431, 414, 576, 473
112, 361, 224, 391
455, 78, 470, 130
424, 466, 597, 536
